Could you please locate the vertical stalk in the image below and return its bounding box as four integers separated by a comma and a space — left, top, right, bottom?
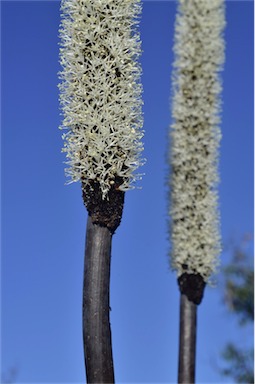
169, 0, 225, 380
59, 1, 144, 382
178, 294, 197, 384
83, 215, 114, 383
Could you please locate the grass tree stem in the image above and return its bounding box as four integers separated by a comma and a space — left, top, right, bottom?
170, 1, 225, 381
83, 216, 114, 383
59, 1, 144, 381
178, 294, 197, 384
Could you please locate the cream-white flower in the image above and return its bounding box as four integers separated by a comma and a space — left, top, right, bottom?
59, 0, 144, 199
170, 0, 225, 282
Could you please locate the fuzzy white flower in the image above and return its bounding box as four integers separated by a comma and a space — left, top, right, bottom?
59, 0, 144, 199
170, 0, 225, 282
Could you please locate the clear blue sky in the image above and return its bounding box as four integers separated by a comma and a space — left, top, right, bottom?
1, 0, 253, 383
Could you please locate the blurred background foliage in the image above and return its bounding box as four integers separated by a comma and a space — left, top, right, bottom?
220, 234, 254, 384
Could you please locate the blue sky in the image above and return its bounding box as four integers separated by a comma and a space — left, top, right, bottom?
1, 0, 253, 383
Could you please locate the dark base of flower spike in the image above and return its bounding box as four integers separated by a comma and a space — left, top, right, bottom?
82, 177, 125, 234
178, 273, 206, 305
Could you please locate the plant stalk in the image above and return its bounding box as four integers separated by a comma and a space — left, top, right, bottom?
83, 215, 114, 383
178, 293, 197, 384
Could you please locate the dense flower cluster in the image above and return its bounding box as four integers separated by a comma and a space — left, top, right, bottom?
170, 0, 225, 281
59, 0, 144, 199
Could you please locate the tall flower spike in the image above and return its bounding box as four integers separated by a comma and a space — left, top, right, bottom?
58, 2, 143, 381
170, 0, 225, 288
59, 0, 144, 200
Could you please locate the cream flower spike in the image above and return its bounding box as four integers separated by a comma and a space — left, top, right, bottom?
59, 0, 144, 199
170, 0, 225, 283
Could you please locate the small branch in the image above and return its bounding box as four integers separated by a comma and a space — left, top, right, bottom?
178, 294, 197, 384
83, 215, 114, 383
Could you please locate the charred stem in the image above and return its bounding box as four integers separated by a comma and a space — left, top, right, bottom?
177, 273, 206, 383
82, 180, 124, 383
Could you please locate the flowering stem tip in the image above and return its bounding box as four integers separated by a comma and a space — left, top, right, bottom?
59, 0, 144, 207
170, 0, 225, 288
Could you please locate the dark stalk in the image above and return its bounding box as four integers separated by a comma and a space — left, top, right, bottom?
177, 273, 205, 384
83, 215, 114, 383
82, 180, 124, 383
178, 294, 197, 384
